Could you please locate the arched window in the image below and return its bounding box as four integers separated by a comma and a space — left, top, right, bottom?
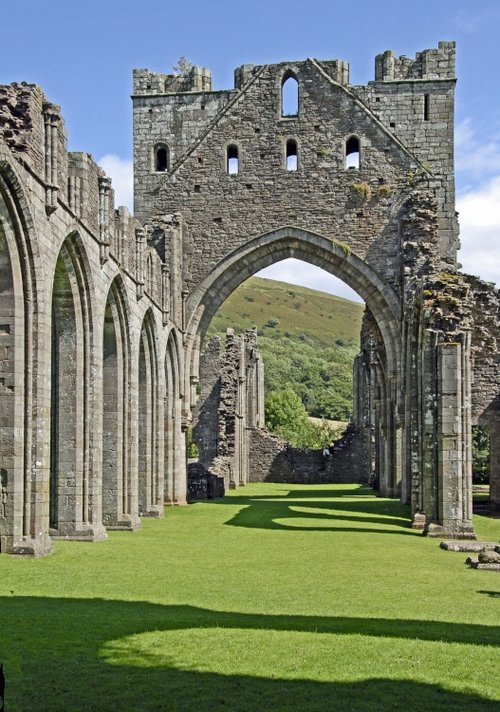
281, 73, 299, 117
286, 139, 298, 171
146, 254, 153, 295
345, 136, 360, 170
227, 144, 239, 175
154, 144, 169, 172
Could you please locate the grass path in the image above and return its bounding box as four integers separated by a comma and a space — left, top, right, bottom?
1, 483, 499, 711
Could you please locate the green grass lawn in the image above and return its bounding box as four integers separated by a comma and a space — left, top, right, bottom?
1, 483, 499, 711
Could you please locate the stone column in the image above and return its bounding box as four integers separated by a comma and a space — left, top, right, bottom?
135, 227, 145, 299
43, 103, 60, 214
98, 176, 112, 264
426, 335, 475, 538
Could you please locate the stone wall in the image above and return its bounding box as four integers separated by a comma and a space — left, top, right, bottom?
133, 46, 457, 300
192, 337, 221, 468
0, 82, 186, 556
248, 425, 369, 485
193, 328, 369, 486
193, 328, 264, 488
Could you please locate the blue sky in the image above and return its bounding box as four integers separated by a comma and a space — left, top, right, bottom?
2, 0, 500, 301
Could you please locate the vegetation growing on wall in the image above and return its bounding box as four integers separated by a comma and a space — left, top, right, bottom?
472, 425, 490, 485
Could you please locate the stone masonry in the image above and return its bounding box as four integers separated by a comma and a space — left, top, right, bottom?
1, 42, 500, 555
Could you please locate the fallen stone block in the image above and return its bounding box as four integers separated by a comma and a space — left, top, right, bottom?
479, 550, 500, 564
466, 557, 500, 571
440, 540, 497, 552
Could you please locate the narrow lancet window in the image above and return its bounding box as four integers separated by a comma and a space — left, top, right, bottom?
146, 254, 153, 295
286, 139, 298, 171
281, 74, 299, 117
227, 144, 239, 174
424, 94, 430, 121
155, 145, 169, 172
345, 136, 360, 170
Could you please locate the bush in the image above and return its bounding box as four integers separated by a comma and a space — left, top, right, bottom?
186, 428, 199, 459
472, 425, 490, 484
265, 389, 312, 447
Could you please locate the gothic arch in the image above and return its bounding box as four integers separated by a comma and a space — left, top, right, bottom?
137, 308, 163, 517
280, 69, 299, 117
102, 275, 138, 529
186, 226, 401, 374
185, 226, 403, 493
50, 231, 105, 540
164, 328, 186, 504
0, 156, 50, 555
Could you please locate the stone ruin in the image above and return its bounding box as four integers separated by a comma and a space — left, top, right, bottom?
1, 41, 500, 555
192, 328, 367, 490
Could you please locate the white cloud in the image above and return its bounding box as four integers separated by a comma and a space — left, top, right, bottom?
455, 119, 500, 179
97, 154, 133, 212
457, 175, 500, 285
256, 259, 364, 303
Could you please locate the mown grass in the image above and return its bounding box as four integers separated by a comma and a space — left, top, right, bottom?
1, 483, 499, 711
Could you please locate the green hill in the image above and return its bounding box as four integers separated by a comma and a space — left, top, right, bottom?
206, 277, 364, 421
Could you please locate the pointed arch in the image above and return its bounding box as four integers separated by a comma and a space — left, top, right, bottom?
184, 226, 403, 495
50, 231, 104, 540
137, 308, 163, 517
102, 275, 138, 529
146, 253, 154, 297
281, 70, 299, 117
0, 155, 51, 556
186, 226, 400, 379
164, 328, 186, 505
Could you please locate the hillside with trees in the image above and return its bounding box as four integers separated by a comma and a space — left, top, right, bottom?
206, 276, 364, 427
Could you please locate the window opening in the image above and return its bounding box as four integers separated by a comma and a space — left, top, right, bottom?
155, 146, 169, 172
424, 93, 430, 121
286, 139, 298, 171
227, 144, 239, 175
345, 136, 360, 170
146, 254, 153, 295
281, 74, 299, 117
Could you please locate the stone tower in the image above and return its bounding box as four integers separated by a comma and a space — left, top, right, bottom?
132, 43, 499, 537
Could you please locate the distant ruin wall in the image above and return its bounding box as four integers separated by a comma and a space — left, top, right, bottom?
248, 426, 369, 485
193, 330, 371, 486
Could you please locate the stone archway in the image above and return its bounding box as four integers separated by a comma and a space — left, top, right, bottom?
102, 277, 139, 530
50, 233, 106, 541
164, 329, 186, 505
0, 161, 51, 556
185, 226, 403, 497
0, 199, 26, 552
137, 309, 163, 517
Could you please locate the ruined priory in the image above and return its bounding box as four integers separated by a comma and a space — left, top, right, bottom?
0, 41, 499, 556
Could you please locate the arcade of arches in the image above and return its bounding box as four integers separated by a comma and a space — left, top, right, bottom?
1, 43, 500, 556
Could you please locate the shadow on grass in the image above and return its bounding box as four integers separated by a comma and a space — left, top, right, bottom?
2, 597, 500, 710
1, 597, 499, 711
213, 486, 415, 534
